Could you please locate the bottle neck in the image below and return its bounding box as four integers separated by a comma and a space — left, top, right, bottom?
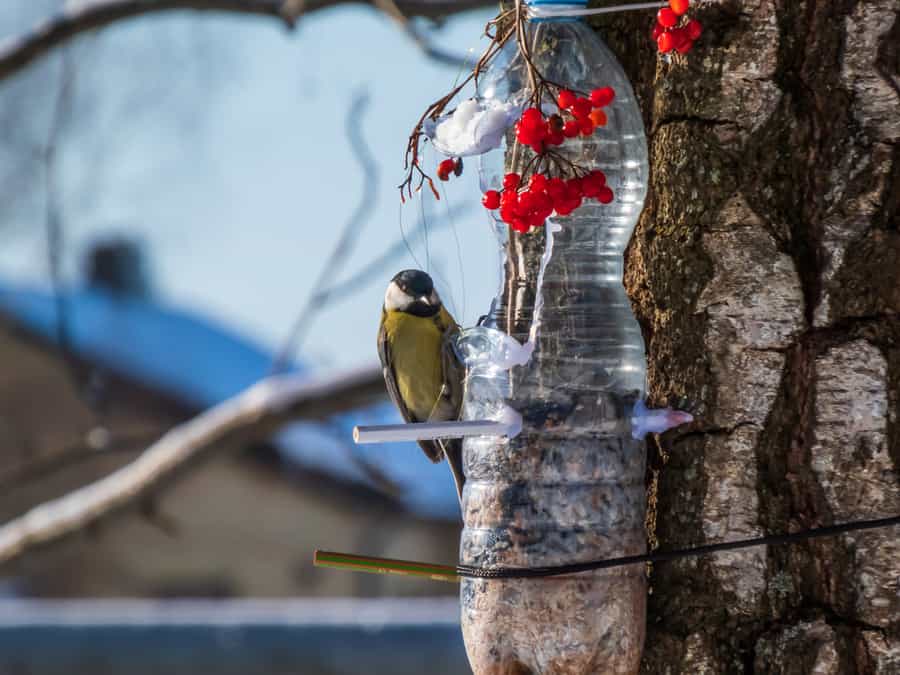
526, 2, 587, 23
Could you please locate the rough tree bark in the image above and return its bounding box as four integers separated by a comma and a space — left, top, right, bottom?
592, 1, 899, 672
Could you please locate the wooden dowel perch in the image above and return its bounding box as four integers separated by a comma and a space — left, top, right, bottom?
314, 550, 460, 583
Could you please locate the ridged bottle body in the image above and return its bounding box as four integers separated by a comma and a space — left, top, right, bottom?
460, 18, 649, 675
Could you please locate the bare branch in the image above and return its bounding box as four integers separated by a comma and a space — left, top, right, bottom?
0, 0, 492, 84
272, 90, 378, 372
374, 0, 473, 68
0, 365, 385, 566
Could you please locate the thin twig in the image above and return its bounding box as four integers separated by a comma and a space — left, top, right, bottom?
43, 50, 80, 391
514, 0, 539, 96
374, 0, 472, 68
0, 0, 494, 84
271, 90, 376, 372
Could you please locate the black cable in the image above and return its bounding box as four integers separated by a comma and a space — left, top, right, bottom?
456, 514, 900, 579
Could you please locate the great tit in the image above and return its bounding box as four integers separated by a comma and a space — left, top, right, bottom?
378, 270, 466, 501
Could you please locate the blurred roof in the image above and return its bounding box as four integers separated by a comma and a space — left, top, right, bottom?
0, 281, 460, 520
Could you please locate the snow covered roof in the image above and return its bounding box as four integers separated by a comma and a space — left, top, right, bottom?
0, 281, 460, 520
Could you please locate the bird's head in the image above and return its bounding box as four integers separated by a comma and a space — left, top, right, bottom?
384, 269, 442, 317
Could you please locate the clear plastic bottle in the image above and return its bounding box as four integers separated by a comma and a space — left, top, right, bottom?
457, 4, 650, 673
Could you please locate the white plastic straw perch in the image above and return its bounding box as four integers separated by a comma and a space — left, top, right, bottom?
353, 420, 510, 444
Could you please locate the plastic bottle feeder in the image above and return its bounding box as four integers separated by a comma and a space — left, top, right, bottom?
450, 7, 650, 672
349, 2, 693, 673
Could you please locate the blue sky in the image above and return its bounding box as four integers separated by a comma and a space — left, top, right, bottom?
0, 1, 500, 371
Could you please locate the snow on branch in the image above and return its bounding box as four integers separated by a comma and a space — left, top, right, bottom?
0, 0, 490, 83
0, 365, 385, 566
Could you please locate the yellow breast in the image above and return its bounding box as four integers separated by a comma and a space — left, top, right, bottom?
382, 309, 452, 422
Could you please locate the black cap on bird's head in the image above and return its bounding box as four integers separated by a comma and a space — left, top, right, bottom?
385, 269, 442, 317
392, 269, 434, 296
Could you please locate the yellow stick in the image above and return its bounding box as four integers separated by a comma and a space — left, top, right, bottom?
314, 550, 460, 583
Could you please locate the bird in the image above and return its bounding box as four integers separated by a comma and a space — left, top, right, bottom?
378, 269, 466, 502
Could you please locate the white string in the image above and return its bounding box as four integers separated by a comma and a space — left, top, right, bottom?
527, 1, 666, 19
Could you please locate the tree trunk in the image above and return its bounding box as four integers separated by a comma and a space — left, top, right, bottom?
593, 0, 899, 672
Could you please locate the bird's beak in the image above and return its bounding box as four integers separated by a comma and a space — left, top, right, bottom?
417, 295, 433, 306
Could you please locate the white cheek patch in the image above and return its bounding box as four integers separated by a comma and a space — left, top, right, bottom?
384, 283, 410, 312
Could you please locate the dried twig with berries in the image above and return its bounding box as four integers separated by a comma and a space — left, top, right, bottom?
399, 6, 517, 201
399, 0, 704, 233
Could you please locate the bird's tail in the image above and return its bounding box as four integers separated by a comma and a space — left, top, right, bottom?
441, 438, 465, 506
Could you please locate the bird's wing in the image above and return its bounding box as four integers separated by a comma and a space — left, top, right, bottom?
377, 318, 443, 463
438, 326, 466, 503
377, 319, 412, 421
440, 326, 465, 418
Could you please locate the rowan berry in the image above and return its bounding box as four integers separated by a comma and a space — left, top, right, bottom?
532, 190, 552, 214
510, 218, 529, 233
657, 7, 677, 28
669, 0, 689, 16
582, 172, 606, 198
597, 186, 614, 204
663, 27, 689, 54
571, 97, 593, 119
565, 177, 584, 198
686, 19, 703, 40
557, 90, 576, 110
482, 190, 501, 210
530, 173, 548, 191
589, 87, 615, 108
437, 158, 455, 181
528, 212, 546, 228
521, 107, 543, 125
585, 169, 606, 188
589, 109, 607, 127
676, 39, 694, 54
546, 178, 567, 204
657, 31, 675, 52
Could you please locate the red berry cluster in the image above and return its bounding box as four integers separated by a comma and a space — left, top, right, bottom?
478, 85, 619, 232
437, 157, 463, 181
515, 86, 615, 154
482, 170, 612, 233
653, 0, 703, 54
